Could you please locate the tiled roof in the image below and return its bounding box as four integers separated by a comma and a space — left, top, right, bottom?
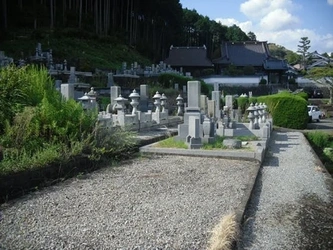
164, 46, 213, 67
213, 41, 272, 67
263, 59, 288, 70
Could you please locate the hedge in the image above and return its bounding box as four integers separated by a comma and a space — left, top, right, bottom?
257, 92, 308, 129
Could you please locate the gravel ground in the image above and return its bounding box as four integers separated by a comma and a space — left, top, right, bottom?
0, 155, 258, 250
238, 131, 333, 250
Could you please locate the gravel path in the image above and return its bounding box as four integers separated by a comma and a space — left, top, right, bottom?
0, 155, 258, 250
238, 131, 333, 250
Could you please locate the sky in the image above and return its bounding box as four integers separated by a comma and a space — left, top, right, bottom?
179, 0, 333, 54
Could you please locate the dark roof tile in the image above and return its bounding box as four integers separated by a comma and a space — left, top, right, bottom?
164, 46, 213, 67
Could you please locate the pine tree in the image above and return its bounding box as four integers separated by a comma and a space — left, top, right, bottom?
297, 37, 311, 70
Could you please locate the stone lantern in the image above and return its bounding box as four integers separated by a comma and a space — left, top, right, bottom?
176, 95, 183, 116
160, 93, 168, 113
247, 103, 255, 129
129, 89, 140, 114
78, 93, 90, 110
262, 103, 267, 122
114, 95, 126, 114
254, 103, 259, 129
153, 91, 161, 112
257, 103, 263, 123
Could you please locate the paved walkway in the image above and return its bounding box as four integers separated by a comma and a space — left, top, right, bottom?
238, 130, 333, 250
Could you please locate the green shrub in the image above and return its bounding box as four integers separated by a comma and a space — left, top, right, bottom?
296, 91, 308, 101
249, 97, 257, 105
257, 92, 308, 129
237, 97, 249, 114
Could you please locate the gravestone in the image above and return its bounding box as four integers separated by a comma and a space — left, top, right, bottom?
174, 83, 179, 91
207, 100, 215, 118
186, 116, 202, 149
212, 91, 221, 119
200, 95, 208, 114
61, 84, 75, 100
107, 73, 114, 87
110, 86, 121, 107
225, 95, 233, 109
68, 67, 76, 83
139, 85, 149, 112
214, 83, 219, 91
176, 81, 202, 140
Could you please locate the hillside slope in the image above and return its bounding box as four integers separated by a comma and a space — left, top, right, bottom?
1, 30, 152, 72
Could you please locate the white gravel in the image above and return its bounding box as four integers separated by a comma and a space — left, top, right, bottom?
238, 131, 333, 250
0, 155, 258, 250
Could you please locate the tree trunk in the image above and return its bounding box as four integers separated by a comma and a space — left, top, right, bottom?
78, 0, 82, 28
3, 0, 7, 30
50, 0, 54, 29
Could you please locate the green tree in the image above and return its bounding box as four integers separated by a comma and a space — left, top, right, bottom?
285, 51, 301, 65
247, 31, 256, 41
297, 37, 311, 69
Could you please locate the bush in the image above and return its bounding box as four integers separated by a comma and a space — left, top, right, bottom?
296, 91, 308, 101
257, 92, 308, 129
259, 78, 267, 85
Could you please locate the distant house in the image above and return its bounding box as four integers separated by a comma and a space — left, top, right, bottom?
306, 51, 332, 70
212, 41, 288, 84
163, 45, 213, 76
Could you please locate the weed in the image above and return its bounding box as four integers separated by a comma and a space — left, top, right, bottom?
207, 213, 239, 250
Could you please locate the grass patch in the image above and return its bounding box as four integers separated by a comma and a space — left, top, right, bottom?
202, 136, 227, 150
154, 135, 259, 150
305, 131, 333, 175
154, 137, 188, 149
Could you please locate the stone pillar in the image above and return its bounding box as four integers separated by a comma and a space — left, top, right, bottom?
60, 83, 74, 100
212, 90, 221, 120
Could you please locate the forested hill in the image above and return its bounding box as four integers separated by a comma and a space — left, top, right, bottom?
0, 0, 251, 70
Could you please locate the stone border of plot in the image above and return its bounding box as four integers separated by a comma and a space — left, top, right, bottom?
139, 138, 269, 163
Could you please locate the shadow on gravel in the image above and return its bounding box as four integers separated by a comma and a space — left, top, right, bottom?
236, 164, 264, 249
296, 194, 333, 250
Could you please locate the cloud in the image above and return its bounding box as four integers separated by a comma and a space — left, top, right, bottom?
255, 29, 333, 53
240, 0, 294, 19
214, 0, 333, 53
259, 8, 299, 31
215, 18, 253, 33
